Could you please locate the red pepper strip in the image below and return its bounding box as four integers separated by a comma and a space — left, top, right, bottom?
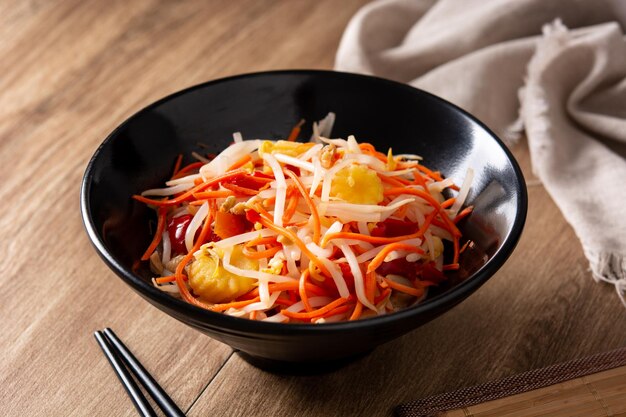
222, 181, 260, 196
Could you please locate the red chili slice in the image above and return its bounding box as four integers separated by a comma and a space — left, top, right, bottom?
371, 218, 419, 238
166, 213, 219, 254
230, 175, 266, 190
376, 257, 421, 280
421, 262, 447, 284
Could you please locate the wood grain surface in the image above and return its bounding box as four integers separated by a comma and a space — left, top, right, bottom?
0, 1, 624, 416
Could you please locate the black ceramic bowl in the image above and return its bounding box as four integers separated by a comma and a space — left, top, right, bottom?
81, 70, 526, 369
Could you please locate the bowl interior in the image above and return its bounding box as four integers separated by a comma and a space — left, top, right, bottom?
82, 70, 526, 335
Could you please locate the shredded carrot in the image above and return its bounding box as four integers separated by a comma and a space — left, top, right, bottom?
244, 236, 278, 248
137, 130, 472, 322
282, 187, 300, 224
210, 296, 261, 312
384, 187, 461, 237
322, 231, 407, 247
365, 269, 377, 304
454, 206, 474, 223
358, 142, 387, 163
349, 301, 363, 321
388, 175, 413, 185
395, 161, 420, 169
383, 278, 424, 298
281, 297, 350, 319
298, 269, 313, 312
287, 119, 305, 142
274, 297, 296, 307
252, 205, 332, 277
412, 170, 428, 189
320, 206, 436, 248
240, 281, 327, 299
222, 182, 259, 196
367, 243, 425, 273
308, 263, 326, 282
319, 304, 350, 319
243, 174, 274, 185
241, 244, 282, 259
171, 161, 204, 179
393, 203, 409, 219
415, 164, 443, 181
262, 195, 276, 208
441, 197, 456, 209
226, 154, 252, 171
188, 199, 209, 206
133, 169, 246, 207
284, 169, 321, 244
374, 288, 392, 304
171, 154, 183, 177
244, 235, 279, 248
453, 235, 460, 264
155, 274, 187, 284
193, 190, 235, 199
358, 142, 376, 154
140, 207, 167, 261
378, 173, 408, 188
288, 220, 309, 227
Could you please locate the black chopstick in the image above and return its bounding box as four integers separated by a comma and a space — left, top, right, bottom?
94, 331, 157, 417
94, 329, 185, 417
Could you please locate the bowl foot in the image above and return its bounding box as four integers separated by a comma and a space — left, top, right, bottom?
235, 349, 373, 375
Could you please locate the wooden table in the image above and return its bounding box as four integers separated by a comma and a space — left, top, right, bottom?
1, 1, 624, 415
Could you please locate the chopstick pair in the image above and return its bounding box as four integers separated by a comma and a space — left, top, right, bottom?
94, 328, 185, 417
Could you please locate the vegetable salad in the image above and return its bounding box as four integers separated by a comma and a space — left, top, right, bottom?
134, 115, 473, 323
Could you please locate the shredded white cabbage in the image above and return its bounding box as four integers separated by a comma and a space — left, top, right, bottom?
185, 202, 208, 253
141, 183, 192, 197
338, 242, 376, 311
262, 152, 287, 227
450, 167, 474, 217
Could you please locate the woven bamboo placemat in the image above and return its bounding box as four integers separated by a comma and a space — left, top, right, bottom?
396, 347, 626, 417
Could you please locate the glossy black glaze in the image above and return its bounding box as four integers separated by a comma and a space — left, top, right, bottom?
81, 70, 527, 367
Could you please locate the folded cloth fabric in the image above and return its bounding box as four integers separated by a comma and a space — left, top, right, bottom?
335, 0, 626, 305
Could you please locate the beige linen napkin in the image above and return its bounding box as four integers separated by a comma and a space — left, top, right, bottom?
335, 0, 626, 305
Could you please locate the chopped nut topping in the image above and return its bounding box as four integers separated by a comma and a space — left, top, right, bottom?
320, 143, 336, 169
219, 196, 237, 212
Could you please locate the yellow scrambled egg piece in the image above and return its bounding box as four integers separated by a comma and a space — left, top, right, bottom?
330, 164, 384, 205
258, 140, 315, 157
261, 255, 284, 275
188, 245, 256, 303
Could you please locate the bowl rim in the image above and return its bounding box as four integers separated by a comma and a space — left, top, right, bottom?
80, 69, 528, 336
